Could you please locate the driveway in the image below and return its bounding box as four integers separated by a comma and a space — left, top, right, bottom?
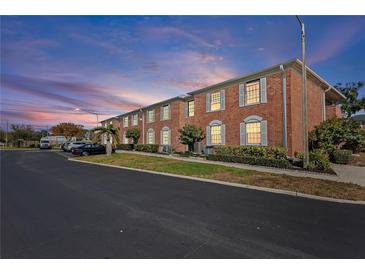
1, 150, 365, 258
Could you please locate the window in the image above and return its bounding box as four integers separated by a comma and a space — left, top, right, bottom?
123, 116, 128, 127
246, 122, 261, 145
210, 125, 222, 145
147, 129, 154, 144
161, 104, 170, 120
245, 80, 260, 105
211, 91, 221, 111
161, 129, 170, 145
187, 100, 194, 117
132, 114, 138, 126
147, 109, 155, 123
123, 132, 128, 144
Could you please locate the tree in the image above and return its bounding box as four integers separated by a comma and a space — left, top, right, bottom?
126, 128, 140, 145
92, 124, 120, 156
334, 81, 365, 117
51, 122, 85, 141
178, 124, 205, 152
309, 118, 365, 153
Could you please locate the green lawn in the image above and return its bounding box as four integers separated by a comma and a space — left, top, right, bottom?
79, 152, 365, 201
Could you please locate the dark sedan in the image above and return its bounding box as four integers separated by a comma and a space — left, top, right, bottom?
71, 144, 113, 156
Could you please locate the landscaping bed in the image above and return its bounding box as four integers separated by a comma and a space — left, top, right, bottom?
79, 152, 365, 201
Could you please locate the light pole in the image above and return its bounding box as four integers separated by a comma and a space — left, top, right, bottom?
296, 15, 309, 168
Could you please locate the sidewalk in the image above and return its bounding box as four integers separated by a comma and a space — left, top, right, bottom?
332, 164, 365, 186
116, 150, 348, 183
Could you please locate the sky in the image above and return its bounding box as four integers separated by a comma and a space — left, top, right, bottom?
1, 15, 365, 130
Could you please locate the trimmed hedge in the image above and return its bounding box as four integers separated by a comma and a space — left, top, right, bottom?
207, 154, 292, 169
213, 145, 288, 160
294, 149, 331, 171
116, 144, 134, 150
135, 144, 159, 153
331, 149, 352, 164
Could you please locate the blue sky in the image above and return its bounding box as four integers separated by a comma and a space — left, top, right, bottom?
1, 16, 365, 129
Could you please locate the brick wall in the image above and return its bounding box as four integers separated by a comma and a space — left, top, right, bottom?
326, 104, 342, 120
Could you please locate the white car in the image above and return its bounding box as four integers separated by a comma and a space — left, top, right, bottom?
40, 139, 52, 149
66, 141, 91, 152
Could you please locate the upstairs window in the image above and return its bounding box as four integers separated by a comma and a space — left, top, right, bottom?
123, 116, 128, 127
161, 104, 170, 120
132, 113, 138, 126
211, 91, 221, 111
187, 100, 194, 117
245, 80, 260, 105
147, 109, 155, 123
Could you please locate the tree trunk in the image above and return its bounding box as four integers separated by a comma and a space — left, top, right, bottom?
106, 134, 112, 156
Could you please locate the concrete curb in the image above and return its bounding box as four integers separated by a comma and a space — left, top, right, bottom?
69, 157, 365, 206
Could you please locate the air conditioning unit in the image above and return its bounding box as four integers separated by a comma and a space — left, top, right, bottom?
159, 145, 172, 154
193, 142, 205, 154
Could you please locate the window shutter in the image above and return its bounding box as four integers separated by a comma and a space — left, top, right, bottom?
261, 120, 268, 146
160, 130, 163, 145
206, 126, 211, 146
240, 122, 246, 145
206, 93, 211, 112
220, 90, 225, 110
168, 129, 171, 145
239, 83, 245, 107
185, 102, 188, 117
221, 124, 225, 145
260, 77, 267, 103
168, 105, 171, 120
160, 107, 163, 121
152, 130, 155, 144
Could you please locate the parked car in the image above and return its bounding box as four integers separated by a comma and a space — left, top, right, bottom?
65, 141, 91, 152
39, 139, 52, 149
61, 141, 72, 151
72, 144, 114, 156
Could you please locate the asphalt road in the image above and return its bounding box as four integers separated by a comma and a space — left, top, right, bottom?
1, 150, 365, 258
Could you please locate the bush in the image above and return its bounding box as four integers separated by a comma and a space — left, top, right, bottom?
213, 145, 288, 160
116, 144, 134, 150
134, 144, 159, 153
331, 149, 353, 164
126, 128, 141, 145
295, 149, 331, 171
309, 118, 365, 153
207, 154, 292, 169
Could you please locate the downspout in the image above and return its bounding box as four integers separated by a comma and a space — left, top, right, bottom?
323, 87, 331, 121
280, 65, 287, 149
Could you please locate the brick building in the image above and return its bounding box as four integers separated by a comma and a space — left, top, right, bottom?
101, 59, 345, 156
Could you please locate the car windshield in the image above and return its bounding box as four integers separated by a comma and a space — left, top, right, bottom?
41, 140, 49, 143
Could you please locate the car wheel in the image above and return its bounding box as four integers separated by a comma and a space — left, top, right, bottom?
82, 151, 89, 156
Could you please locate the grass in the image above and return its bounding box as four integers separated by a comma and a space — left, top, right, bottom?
350, 152, 365, 167
79, 152, 365, 201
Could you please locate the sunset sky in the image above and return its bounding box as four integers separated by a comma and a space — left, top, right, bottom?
1, 15, 365, 130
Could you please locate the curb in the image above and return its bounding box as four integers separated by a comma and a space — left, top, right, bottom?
69, 157, 365, 206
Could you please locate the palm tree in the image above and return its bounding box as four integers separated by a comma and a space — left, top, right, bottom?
92, 124, 120, 156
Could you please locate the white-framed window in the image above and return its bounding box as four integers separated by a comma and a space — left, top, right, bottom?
147, 128, 155, 144
123, 116, 128, 127
206, 120, 225, 146
239, 77, 267, 107
206, 90, 225, 112
187, 100, 194, 117
161, 104, 170, 121
123, 132, 128, 144
147, 109, 155, 123
132, 113, 138, 126
240, 115, 268, 146
160, 127, 171, 145
109, 121, 113, 125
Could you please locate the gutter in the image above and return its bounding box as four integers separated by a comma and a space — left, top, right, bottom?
280, 65, 288, 148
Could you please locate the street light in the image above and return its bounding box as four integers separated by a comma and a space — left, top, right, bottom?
296, 15, 309, 169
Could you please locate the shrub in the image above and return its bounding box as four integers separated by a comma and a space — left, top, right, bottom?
178, 124, 205, 152
134, 144, 159, 153
126, 128, 141, 145
331, 149, 353, 164
207, 154, 292, 169
295, 149, 331, 171
309, 118, 365, 153
116, 144, 134, 150
213, 145, 288, 160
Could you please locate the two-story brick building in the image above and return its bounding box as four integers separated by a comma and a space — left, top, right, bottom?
101, 59, 345, 156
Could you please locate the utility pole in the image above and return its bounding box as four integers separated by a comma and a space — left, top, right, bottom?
296, 15, 309, 168
6, 120, 8, 147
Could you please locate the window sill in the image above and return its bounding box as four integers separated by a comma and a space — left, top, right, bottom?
240, 102, 266, 108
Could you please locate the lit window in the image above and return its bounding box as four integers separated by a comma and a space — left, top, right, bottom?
188, 101, 194, 117
132, 114, 138, 126
246, 80, 260, 105
161, 105, 170, 120
162, 129, 170, 145
123, 116, 128, 127
147, 110, 155, 123
211, 91, 221, 111
123, 132, 128, 144
210, 125, 222, 145
147, 130, 154, 144
246, 122, 261, 145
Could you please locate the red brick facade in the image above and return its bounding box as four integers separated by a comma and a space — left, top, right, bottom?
102, 59, 344, 156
